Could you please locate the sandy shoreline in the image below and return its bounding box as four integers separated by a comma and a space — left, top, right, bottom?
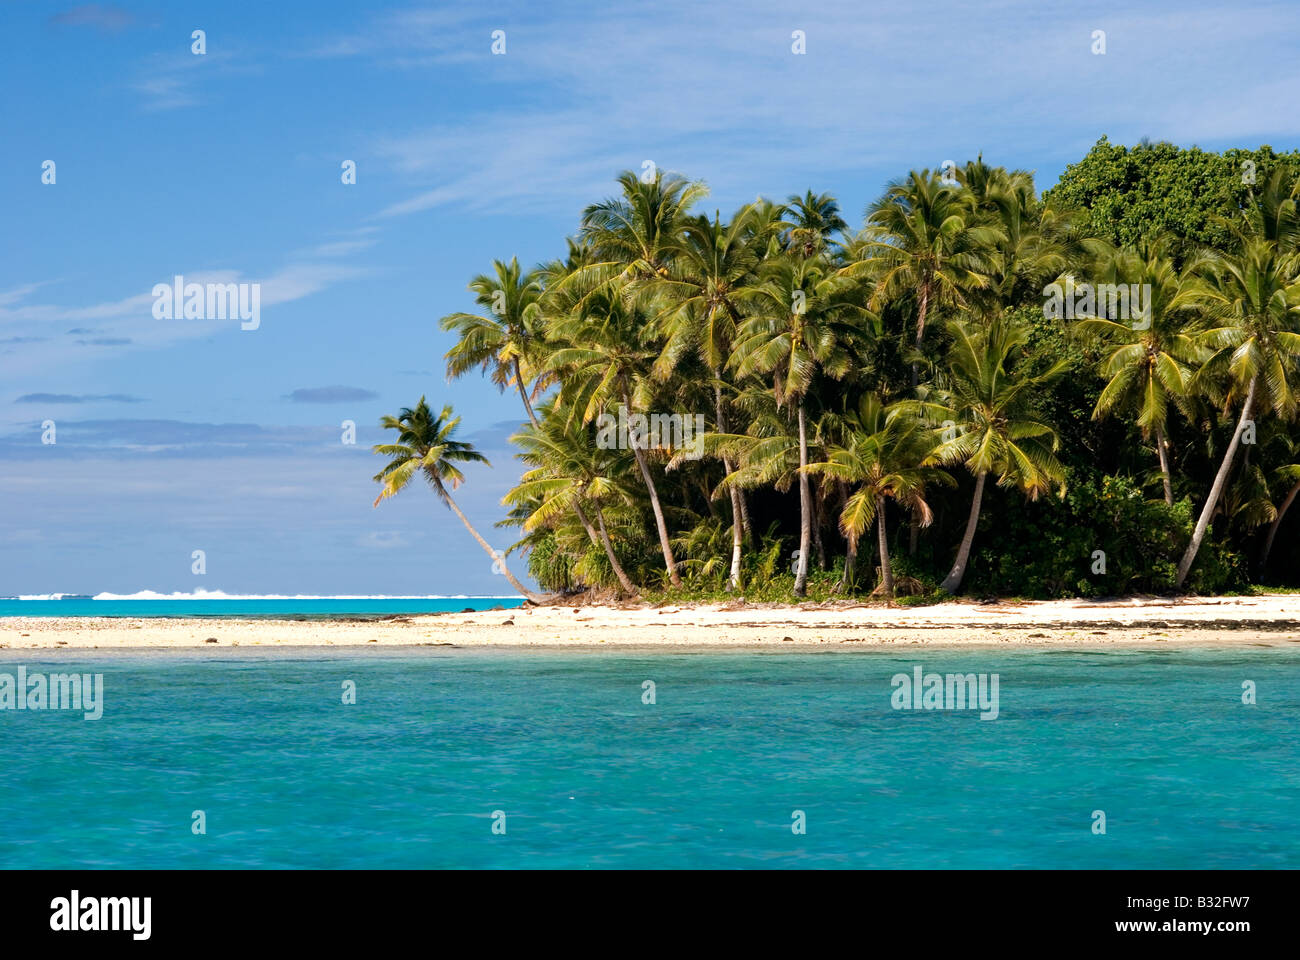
3, 594, 1300, 650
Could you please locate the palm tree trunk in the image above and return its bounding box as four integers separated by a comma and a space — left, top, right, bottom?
626, 391, 682, 587
699, 477, 718, 518
569, 499, 605, 551
516, 360, 604, 556
876, 496, 894, 597
794, 401, 812, 596
1155, 424, 1173, 506
1261, 478, 1300, 569
863, 511, 877, 577
1176, 376, 1258, 589
940, 471, 988, 594
812, 497, 827, 569
835, 483, 852, 592
436, 480, 548, 603
724, 468, 744, 590
594, 504, 638, 596
841, 535, 857, 592
738, 486, 755, 547
714, 374, 744, 590
514, 358, 539, 429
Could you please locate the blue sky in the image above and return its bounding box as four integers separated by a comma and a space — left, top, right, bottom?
3, 0, 1300, 596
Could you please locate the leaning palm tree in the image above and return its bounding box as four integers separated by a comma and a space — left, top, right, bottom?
1069, 237, 1201, 504
371, 398, 548, 603
506, 403, 640, 596
731, 254, 874, 595
805, 394, 952, 596
1174, 238, 1300, 587
441, 256, 619, 561
908, 318, 1067, 593
545, 286, 684, 586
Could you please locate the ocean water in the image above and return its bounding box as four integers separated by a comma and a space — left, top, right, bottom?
0, 596, 525, 618
1, 646, 1297, 868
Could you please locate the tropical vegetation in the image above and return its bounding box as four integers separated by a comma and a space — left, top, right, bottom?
373, 139, 1300, 601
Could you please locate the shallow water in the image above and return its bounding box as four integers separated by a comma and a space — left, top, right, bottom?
0, 597, 525, 618
1, 647, 1296, 868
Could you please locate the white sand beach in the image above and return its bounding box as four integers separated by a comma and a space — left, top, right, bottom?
3, 594, 1299, 650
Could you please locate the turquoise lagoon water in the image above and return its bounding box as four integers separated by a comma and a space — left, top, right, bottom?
1, 646, 1297, 868
0, 596, 525, 618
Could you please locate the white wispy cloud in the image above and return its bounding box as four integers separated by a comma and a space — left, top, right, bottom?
316, 0, 1300, 220
0, 260, 372, 380
294, 226, 383, 259
130, 48, 261, 112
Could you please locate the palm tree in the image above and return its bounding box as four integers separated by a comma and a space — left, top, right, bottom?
441, 257, 619, 563
440, 258, 546, 425
651, 206, 762, 588
564, 168, 708, 304
1234, 167, 1300, 250
1174, 239, 1300, 587
731, 254, 874, 595
743, 197, 795, 255
710, 384, 820, 576
371, 398, 548, 603
545, 287, 684, 586
910, 318, 1067, 593
848, 169, 999, 386
962, 159, 1072, 313
534, 170, 711, 589
505, 402, 639, 596
1069, 237, 1201, 504
805, 394, 952, 595
785, 190, 847, 258
1260, 447, 1300, 570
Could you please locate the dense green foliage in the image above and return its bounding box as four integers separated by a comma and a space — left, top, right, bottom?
385, 139, 1300, 601
1044, 137, 1300, 260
